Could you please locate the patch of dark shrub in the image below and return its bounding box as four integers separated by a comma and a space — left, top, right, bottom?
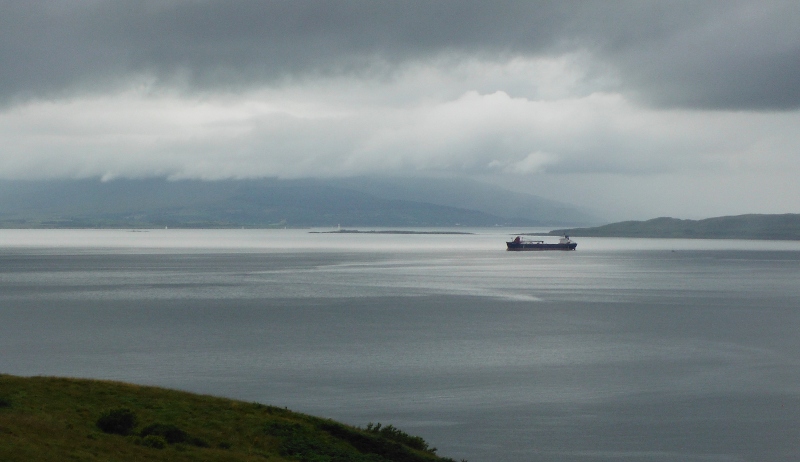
264, 420, 370, 462
0, 396, 11, 408
141, 434, 167, 449
96, 408, 137, 435
140, 423, 188, 444
189, 436, 210, 447
320, 422, 432, 462
139, 422, 208, 447
365, 422, 433, 453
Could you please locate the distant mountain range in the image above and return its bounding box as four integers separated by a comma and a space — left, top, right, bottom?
549, 214, 800, 240
0, 177, 598, 228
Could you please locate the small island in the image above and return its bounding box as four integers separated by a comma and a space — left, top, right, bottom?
548, 213, 800, 240
311, 229, 474, 235
0, 374, 463, 462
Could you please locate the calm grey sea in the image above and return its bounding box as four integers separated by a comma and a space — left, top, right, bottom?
2, 229, 800, 462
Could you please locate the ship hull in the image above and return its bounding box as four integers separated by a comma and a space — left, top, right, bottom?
506, 242, 577, 251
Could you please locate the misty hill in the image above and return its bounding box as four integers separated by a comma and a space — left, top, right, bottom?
549, 214, 800, 240
0, 178, 596, 228
333, 177, 598, 226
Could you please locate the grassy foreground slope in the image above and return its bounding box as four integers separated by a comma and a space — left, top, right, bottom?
0, 375, 463, 462
549, 214, 800, 240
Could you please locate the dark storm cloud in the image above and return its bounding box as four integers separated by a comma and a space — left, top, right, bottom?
602, 2, 800, 110
0, 1, 567, 100
1, 1, 798, 109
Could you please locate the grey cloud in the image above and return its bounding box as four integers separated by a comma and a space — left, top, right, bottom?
602, 2, 800, 110
1, 1, 798, 109
0, 1, 563, 100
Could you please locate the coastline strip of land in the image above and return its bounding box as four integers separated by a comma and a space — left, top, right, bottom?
310, 229, 473, 235
548, 213, 800, 240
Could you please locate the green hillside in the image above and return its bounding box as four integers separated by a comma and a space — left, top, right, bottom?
549, 214, 800, 240
0, 374, 464, 462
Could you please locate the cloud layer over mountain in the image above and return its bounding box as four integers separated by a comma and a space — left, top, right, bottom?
1, 1, 799, 219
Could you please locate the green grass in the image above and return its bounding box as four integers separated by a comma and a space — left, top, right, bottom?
0, 374, 464, 462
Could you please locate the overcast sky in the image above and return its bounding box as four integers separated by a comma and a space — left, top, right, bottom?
1, 1, 799, 220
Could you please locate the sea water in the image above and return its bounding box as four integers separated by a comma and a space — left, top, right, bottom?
1, 229, 799, 462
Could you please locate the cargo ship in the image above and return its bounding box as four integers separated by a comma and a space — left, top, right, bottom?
506, 235, 577, 251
